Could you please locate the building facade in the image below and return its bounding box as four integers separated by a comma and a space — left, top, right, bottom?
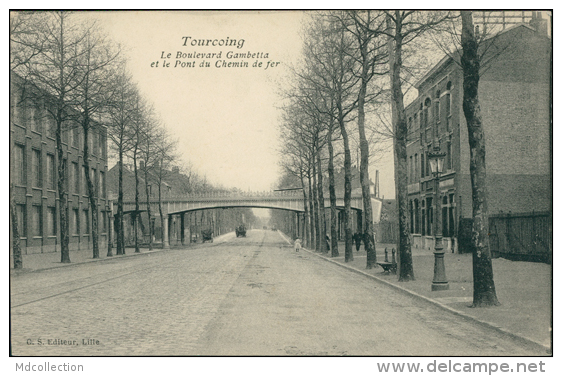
404, 21, 551, 253
10, 75, 111, 255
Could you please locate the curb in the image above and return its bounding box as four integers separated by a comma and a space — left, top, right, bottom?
10, 247, 168, 275
294, 243, 550, 355
11, 232, 238, 275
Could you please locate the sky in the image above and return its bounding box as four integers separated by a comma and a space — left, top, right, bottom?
86, 11, 398, 196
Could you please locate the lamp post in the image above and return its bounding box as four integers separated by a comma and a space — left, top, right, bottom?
428, 142, 449, 291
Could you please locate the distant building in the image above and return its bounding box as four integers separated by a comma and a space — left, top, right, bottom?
404, 17, 551, 254
10, 74, 111, 255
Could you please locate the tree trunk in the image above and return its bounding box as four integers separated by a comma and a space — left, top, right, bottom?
299, 173, 309, 247
316, 151, 327, 253
144, 168, 153, 250
133, 150, 140, 253
116, 148, 125, 255
107, 210, 113, 257
388, 13, 414, 280
312, 156, 320, 251
307, 173, 315, 249
10, 184, 23, 269
83, 125, 100, 259
56, 113, 70, 263
357, 46, 376, 268
339, 114, 353, 262
327, 125, 339, 257
158, 180, 165, 248
460, 11, 499, 307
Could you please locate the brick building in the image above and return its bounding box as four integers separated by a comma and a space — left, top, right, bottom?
10, 74, 111, 255
404, 20, 551, 253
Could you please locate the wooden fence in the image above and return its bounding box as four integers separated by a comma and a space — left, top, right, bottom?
488, 211, 551, 263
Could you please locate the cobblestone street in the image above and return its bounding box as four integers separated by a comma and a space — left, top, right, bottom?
10, 230, 543, 356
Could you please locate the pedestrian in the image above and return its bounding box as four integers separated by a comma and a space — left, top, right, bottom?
325, 235, 330, 251
353, 232, 362, 252
294, 238, 302, 252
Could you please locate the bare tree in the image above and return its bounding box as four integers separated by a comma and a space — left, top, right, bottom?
24, 11, 95, 263
139, 111, 163, 250
384, 10, 452, 281
107, 68, 136, 255
73, 25, 120, 259
298, 12, 361, 261
428, 11, 524, 306
152, 130, 178, 248
338, 10, 388, 268
459, 11, 500, 306
9, 11, 49, 268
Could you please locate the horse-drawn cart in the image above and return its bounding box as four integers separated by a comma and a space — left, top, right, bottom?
201, 229, 213, 243
235, 225, 246, 237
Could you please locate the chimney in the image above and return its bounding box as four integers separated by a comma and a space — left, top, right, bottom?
530, 11, 549, 36
140, 160, 145, 169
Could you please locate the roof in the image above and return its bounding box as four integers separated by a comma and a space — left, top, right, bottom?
413, 23, 539, 90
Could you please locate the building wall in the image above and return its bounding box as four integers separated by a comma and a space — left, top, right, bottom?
404, 24, 551, 251
458, 26, 551, 217
10, 78, 111, 255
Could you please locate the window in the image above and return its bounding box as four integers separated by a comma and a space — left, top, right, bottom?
99, 171, 106, 198
72, 128, 79, 148
62, 126, 69, 144
99, 133, 104, 158
445, 93, 451, 132
409, 156, 413, 183
72, 162, 80, 194
414, 198, 420, 234
72, 209, 79, 235
421, 200, 426, 236
88, 132, 93, 154
434, 100, 440, 136
32, 106, 42, 134
447, 141, 453, 170
409, 201, 414, 233
448, 194, 455, 238
32, 205, 42, 237
46, 154, 55, 190
32, 149, 42, 188
82, 209, 90, 234
47, 207, 56, 236
442, 196, 448, 237
46, 116, 56, 138
100, 133, 106, 159
102, 211, 107, 233
421, 153, 425, 178
16, 204, 26, 238
423, 98, 431, 128
92, 131, 98, 156
414, 154, 420, 181
14, 144, 26, 185
426, 197, 433, 236
62, 159, 68, 192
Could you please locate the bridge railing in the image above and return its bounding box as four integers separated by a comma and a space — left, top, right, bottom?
162, 190, 304, 200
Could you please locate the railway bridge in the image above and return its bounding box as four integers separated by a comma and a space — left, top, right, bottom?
118, 190, 382, 247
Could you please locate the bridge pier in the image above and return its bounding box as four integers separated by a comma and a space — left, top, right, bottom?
163, 214, 170, 249
181, 213, 185, 245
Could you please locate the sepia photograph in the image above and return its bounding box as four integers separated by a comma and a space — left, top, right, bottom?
8, 8, 553, 366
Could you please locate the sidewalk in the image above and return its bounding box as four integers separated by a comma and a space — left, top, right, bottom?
304, 241, 552, 353
9, 232, 236, 275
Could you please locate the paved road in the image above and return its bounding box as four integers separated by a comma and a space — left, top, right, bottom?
10, 230, 542, 356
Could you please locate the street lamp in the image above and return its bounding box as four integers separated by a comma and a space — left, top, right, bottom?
428, 142, 449, 291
